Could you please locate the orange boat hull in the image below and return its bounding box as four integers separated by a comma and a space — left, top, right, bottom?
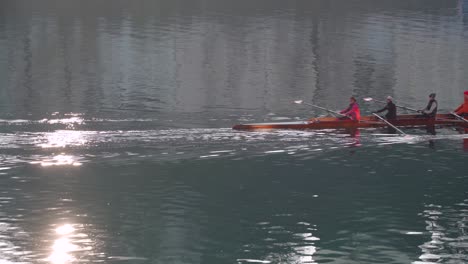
232, 114, 468, 130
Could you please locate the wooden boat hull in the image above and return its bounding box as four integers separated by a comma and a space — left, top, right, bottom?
232, 114, 468, 130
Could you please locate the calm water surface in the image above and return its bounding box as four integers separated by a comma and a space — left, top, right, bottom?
0, 0, 468, 263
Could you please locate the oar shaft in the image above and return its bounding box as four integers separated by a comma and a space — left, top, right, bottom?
301, 102, 346, 117
372, 113, 406, 135
451, 112, 468, 123
396, 105, 418, 112
372, 99, 418, 112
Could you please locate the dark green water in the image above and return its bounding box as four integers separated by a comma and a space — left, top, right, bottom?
1, 0, 468, 263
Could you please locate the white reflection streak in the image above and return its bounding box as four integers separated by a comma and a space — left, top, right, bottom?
30, 154, 82, 167
297, 245, 317, 263
417, 206, 444, 263
294, 231, 319, 263
47, 224, 78, 264
46, 116, 84, 125
33, 130, 87, 167
43, 155, 82, 167
56, 224, 75, 235
39, 130, 87, 148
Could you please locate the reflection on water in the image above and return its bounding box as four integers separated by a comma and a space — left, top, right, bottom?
416, 201, 468, 263
47, 223, 93, 264
0, 120, 465, 169
0, 123, 465, 263
39, 130, 88, 148
1, 0, 468, 263
30, 154, 82, 167
1, 0, 467, 118
0, 213, 31, 264
238, 221, 320, 264
48, 237, 77, 264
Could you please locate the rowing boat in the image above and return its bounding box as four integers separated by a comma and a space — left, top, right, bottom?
232, 114, 468, 131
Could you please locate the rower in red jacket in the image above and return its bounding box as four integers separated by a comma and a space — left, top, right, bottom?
454, 90, 468, 116
340, 97, 361, 121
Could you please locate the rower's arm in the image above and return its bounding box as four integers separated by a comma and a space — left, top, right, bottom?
340, 105, 352, 114
374, 106, 387, 113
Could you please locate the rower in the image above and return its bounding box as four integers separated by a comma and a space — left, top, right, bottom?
339, 97, 361, 121
454, 90, 468, 116
417, 93, 438, 118
372, 96, 397, 120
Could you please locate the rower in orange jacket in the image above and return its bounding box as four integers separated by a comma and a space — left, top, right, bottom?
454, 90, 468, 116
340, 97, 361, 121
453, 91, 468, 151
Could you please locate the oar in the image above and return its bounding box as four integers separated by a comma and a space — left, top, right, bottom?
364, 97, 466, 124
294, 100, 347, 117
372, 113, 406, 135
363, 97, 418, 112
451, 112, 468, 123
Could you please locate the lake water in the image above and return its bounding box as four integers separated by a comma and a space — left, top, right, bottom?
0, 0, 468, 263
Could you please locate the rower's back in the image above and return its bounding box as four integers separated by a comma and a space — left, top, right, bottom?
454, 91, 468, 116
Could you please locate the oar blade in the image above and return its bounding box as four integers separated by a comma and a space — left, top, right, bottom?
294, 100, 303, 104
363, 97, 374, 102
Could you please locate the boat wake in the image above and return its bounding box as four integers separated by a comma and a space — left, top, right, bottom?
0, 116, 466, 170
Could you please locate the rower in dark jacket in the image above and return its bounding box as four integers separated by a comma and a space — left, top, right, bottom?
418, 93, 438, 118
373, 96, 397, 120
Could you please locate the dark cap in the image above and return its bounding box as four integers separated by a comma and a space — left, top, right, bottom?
350, 96, 356, 102
429, 93, 436, 98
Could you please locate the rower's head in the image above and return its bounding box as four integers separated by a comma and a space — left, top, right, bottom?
429, 93, 436, 99
386, 96, 393, 102
350, 97, 356, 103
